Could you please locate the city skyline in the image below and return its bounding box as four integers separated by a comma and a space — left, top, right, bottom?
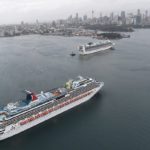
0, 0, 150, 24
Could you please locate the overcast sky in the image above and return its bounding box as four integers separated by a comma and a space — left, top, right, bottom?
0, 0, 150, 24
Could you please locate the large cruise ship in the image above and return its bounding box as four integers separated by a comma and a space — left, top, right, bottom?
78, 40, 115, 55
0, 76, 104, 141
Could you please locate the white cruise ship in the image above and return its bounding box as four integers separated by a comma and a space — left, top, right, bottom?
0, 76, 104, 141
78, 40, 115, 55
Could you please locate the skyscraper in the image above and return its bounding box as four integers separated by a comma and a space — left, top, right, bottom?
76, 13, 79, 20
145, 10, 148, 21
83, 15, 88, 21
136, 9, 142, 25
121, 11, 126, 25
145, 10, 148, 18
137, 9, 141, 16
92, 10, 94, 19
110, 12, 114, 24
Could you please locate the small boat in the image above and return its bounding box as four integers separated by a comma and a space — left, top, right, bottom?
70, 52, 76, 56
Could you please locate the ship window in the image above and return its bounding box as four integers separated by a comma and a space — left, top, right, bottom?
0, 115, 6, 121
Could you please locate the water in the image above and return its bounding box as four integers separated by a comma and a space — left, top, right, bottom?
0, 29, 150, 150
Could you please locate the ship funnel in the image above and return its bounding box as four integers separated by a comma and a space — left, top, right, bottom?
25, 90, 38, 101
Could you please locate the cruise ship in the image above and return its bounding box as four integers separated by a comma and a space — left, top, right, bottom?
78, 40, 115, 55
0, 76, 104, 141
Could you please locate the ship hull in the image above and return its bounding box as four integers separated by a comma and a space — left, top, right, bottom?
0, 84, 103, 141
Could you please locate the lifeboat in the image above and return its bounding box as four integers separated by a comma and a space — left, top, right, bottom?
45, 110, 49, 114
48, 109, 52, 113
43, 111, 48, 115
39, 113, 43, 117
37, 114, 41, 118
54, 107, 58, 111
27, 118, 30, 122
20, 120, 26, 125
34, 115, 39, 119
30, 116, 35, 121
24, 119, 28, 124
28, 117, 34, 122
60, 104, 63, 107
57, 105, 60, 109
42, 112, 46, 115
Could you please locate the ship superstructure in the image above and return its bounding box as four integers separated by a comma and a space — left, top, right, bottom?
0, 76, 104, 141
79, 40, 115, 55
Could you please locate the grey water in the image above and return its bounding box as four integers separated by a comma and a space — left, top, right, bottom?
0, 29, 150, 150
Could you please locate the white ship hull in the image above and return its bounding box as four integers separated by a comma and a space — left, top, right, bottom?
79, 44, 115, 55
0, 83, 104, 141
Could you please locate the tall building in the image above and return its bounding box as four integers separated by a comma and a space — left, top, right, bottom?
110, 12, 114, 20
136, 9, 142, 25
68, 15, 73, 21
92, 10, 94, 19
121, 11, 126, 25
100, 12, 103, 18
21, 21, 24, 27
143, 10, 149, 25
145, 10, 148, 21
67, 15, 73, 24
76, 13, 79, 20
126, 13, 134, 25
110, 12, 114, 24
99, 12, 103, 24
145, 10, 148, 18
83, 15, 88, 21
75, 13, 79, 23
69, 15, 73, 20
137, 9, 141, 16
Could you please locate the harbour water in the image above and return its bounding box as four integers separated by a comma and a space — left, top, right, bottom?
0, 29, 150, 150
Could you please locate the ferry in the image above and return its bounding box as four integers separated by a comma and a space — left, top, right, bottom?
78, 40, 115, 55
0, 76, 104, 141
